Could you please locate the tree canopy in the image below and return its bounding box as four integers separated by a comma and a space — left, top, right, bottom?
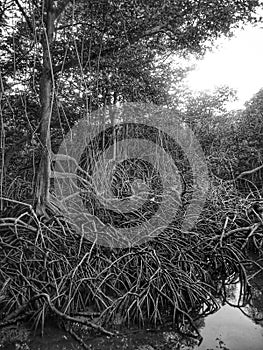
2, 2, 263, 342
0, 0, 261, 212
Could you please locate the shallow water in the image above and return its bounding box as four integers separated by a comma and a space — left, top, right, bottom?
197, 304, 263, 350
196, 282, 263, 350
26, 280, 263, 350
3, 273, 263, 350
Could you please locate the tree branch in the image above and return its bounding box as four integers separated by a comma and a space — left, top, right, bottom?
53, 23, 167, 74
216, 164, 263, 183
235, 164, 263, 180
13, 0, 34, 34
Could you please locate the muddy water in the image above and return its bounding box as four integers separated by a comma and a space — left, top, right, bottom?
196, 282, 263, 350
3, 271, 263, 350
26, 278, 263, 350
196, 304, 263, 350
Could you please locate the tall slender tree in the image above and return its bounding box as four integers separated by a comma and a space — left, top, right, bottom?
0, 0, 261, 215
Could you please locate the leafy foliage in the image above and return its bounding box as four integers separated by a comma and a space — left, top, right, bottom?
1, 0, 263, 342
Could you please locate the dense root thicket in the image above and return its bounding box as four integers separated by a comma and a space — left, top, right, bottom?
0, 179, 263, 346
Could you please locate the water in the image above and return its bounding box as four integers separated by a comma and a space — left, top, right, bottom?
3, 273, 263, 349
27, 280, 263, 350
197, 304, 263, 350
196, 283, 263, 350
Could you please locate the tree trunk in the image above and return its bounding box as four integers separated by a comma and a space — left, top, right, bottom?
34, 0, 55, 216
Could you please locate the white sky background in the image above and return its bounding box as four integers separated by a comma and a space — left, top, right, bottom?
184, 23, 263, 110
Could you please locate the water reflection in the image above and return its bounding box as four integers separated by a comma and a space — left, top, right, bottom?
23, 267, 263, 350
195, 277, 263, 350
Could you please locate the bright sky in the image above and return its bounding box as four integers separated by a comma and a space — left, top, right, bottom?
185, 23, 263, 110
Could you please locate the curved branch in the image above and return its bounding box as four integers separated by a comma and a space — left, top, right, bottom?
235, 164, 263, 180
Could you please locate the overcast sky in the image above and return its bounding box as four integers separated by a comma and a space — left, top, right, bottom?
185, 23, 263, 110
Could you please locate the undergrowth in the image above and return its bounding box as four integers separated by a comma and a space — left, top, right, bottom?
0, 176, 263, 344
